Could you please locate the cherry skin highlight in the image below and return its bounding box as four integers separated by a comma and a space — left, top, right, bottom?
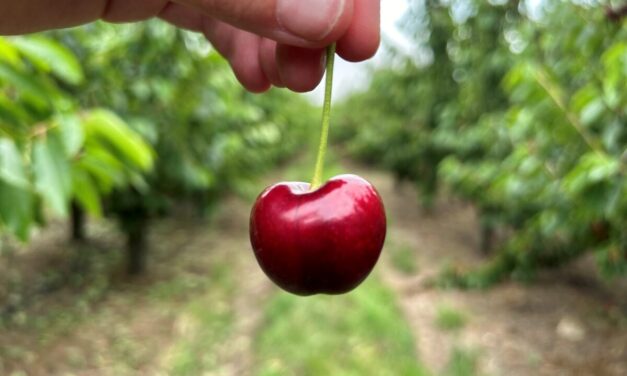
249, 174, 386, 296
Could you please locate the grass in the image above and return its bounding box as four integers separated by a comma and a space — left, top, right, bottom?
390, 244, 419, 275
166, 298, 234, 375
443, 346, 481, 376
435, 305, 468, 332
253, 276, 428, 376
164, 261, 237, 375
148, 274, 210, 301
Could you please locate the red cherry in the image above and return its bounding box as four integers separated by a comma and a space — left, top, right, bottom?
249, 174, 386, 296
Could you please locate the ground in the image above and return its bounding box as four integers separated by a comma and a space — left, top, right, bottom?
0, 160, 625, 375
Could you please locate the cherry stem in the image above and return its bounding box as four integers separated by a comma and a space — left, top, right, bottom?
310, 43, 336, 190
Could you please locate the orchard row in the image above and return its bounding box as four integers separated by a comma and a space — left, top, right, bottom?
337, 0, 626, 284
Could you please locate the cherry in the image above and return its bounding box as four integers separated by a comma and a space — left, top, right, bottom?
249, 44, 386, 295
249, 175, 386, 295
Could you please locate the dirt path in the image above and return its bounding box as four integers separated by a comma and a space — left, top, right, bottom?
354, 162, 627, 376
0, 194, 272, 375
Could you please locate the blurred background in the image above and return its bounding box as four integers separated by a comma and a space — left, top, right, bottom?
0, 0, 625, 375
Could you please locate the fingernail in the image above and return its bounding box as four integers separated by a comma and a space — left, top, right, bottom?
277, 0, 344, 41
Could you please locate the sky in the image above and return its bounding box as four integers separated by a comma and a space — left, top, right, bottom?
306, 0, 412, 102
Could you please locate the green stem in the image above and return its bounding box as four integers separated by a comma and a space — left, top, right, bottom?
310, 43, 336, 190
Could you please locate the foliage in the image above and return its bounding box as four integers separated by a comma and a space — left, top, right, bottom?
0, 35, 153, 240
2, 21, 315, 274
44, 21, 315, 273
55, 21, 314, 213
337, 0, 626, 283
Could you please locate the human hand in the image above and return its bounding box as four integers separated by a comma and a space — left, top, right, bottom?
0, 0, 380, 93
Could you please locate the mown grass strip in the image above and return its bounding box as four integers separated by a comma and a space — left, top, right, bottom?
253, 276, 428, 376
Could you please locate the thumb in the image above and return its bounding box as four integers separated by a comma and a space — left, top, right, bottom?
174, 0, 353, 47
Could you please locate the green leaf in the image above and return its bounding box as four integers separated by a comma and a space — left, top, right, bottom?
11, 36, 84, 85
72, 169, 102, 217
0, 180, 34, 240
0, 62, 55, 109
32, 133, 72, 216
0, 37, 22, 67
57, 114, 84, 157
563, 152, 620, 195
76, 148, 125, 192
0, 93, 32, 129
580, 99, 605, 127
0, 138, 29, 188
82, 109, 154, 171
604, 179, 625, 219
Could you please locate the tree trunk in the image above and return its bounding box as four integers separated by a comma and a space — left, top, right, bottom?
70, 201, 86, 242
126, 215, 149, 275
480, 223, 494, 255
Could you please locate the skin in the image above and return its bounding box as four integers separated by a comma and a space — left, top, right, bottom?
0, 0, 380, 93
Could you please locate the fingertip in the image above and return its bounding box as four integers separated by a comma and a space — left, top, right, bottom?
244, 78, 273, 94
230, 35, 272, 93
276, 44, 326, 92
336, 32, 379, 62
336, 0, 380, 62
